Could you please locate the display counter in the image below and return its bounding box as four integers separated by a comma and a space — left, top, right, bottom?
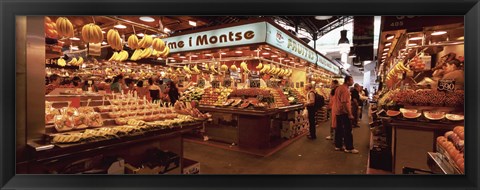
24, 122, 203, 174
382, 117, 463, 174
195, 104, 306, 156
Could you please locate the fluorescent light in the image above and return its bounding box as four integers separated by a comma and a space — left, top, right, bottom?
220, 52, 227, 55
262, 52, 270, 55
101, 41, 107, 45
431, 31, 447, 36
114, 24, 127, 29
386, 35, 394, 40
401, 48, 406, 51
151, 34, 157, 38
235, 51, 242, 54
385, 42, 392, 47
383, 48, 390, 52
191, 55, 198, 57
284, 59, 290, 61
170, 59, 176, 62
157, 57, 163, 60
382, 52, 387, 55
139, 16, 155, 22
271, 55, 278, 58
408, 43, 417, 46
264, 47, 271, 50
363, 60, 372, 64
188, 20, 197, 27
69, 37, 80, 41
205, 53, 212, 56
71, 46, 79, 50
314, 16, 333, 20
179, 56, 186, 59
289, 61, 294, 63
137, 33, 144, 37
164, 27, 171, 33
381, 56, 386, 59
102, 31, 106, 34
348, 55, 356, 58
409, 37, 423, 41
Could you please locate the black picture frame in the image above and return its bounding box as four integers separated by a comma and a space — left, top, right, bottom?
1, 0, 479, 190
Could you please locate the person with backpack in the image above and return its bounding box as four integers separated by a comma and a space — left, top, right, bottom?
305, 83, 325, 140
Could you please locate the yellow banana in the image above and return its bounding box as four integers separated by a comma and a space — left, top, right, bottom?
220, 64, 228, 72
193, 65, 200, 73
109, 52, 118, 61
230, 64, 237, 72
210, 65, 218, 73
140, 48, 152, 59
67, 58, 77, 65
81, 24, 90, 43
152, 38, 166, 51
57, 58, 66, 67
152, 49, 158, 56
128, 34, 139, 49
77, 57, 84, 65
256, 62, 263, 70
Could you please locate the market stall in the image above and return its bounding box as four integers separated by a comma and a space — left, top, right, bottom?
370, 16, 465, 174
159, 19, 340, 156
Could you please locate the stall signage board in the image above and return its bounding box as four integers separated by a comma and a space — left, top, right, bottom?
163, 22, 267, 53
437, 79, 455, 92
316, 54, 340, 74
265, 23, 317, 64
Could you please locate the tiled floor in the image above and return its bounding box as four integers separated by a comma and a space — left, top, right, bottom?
184, 109, 372, 174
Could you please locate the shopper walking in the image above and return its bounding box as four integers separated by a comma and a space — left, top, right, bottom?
148, 78, 161, 103
166, 81, 180, 105
305, 83, 317, 140
334, 76, 358, 153
326, 80, 339, 140
110, 75, 124, 94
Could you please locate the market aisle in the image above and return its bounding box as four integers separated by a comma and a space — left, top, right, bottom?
184, 107, 372, 174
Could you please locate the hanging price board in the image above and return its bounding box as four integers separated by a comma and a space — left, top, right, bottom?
437, 79, 455, 92
250, 79, 261, 88
211, 80, 221, 89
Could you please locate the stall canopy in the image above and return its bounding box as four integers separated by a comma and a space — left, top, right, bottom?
163, 20, 340, 75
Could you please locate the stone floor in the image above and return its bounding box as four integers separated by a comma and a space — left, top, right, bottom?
184, 109, 372, 174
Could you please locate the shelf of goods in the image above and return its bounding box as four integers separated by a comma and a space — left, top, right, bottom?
429, 126, 464, 174
378, 109, 464, 174
27, 92, 209, 174
188, 87, 306, 156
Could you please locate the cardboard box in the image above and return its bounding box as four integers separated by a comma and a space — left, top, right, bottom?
107, 158, 125, 174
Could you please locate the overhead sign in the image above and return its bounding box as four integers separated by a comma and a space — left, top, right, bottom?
316, 55, 340, 74
265, 23, 317, 64
163, 22, 267, 53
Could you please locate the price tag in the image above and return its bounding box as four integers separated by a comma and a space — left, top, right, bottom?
250, 79, 260, 88
437, 79, 455, 92
211, 80, 221, 89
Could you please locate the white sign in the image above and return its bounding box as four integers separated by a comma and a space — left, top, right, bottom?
316, 55, 340, 74
265, 23, 317, 64
163, 22, 267, 53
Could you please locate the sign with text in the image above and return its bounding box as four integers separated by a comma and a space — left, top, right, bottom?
316, 55, 340, 74
163, 22, 267, 53
266, 23, 317, 64
382, 16, 464, 32
437, 79, 455, 92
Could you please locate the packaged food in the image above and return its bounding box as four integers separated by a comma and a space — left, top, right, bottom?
54, 115, 75, 132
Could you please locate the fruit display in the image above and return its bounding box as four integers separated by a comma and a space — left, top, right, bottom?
269, 88, 289, 108
402, 112, 421, 119
55, 17, 74, 38
108, 50, 129, 62
436, 126, 464, 173
51, 106, 104, 132
229, 88, 271, 99
199, 87, 232, 106
138, 34, 153, 49
44, 17, 58, 39
51, 114, 200, 144
378, 89, 464, 108
57, 57, 67, 67
181, 87, 205, 103
81, 23, 104, 44
127, 34, 139, 49
282, 88, 302, 105
174, 101, 211, 119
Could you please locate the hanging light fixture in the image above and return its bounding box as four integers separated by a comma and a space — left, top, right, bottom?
114, 23, 127, 29
338, 29, 350, 46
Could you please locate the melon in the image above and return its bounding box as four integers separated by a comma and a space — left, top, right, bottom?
424, 111, 445, 120
386, 110, 401, 117
446, 114, 464, 121
400, 108, 417, 114
403, 112, 421, 119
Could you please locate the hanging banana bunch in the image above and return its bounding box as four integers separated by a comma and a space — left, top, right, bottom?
107, 29, 123, 51
81, 23, 103, 44
55, 17, 74, 38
